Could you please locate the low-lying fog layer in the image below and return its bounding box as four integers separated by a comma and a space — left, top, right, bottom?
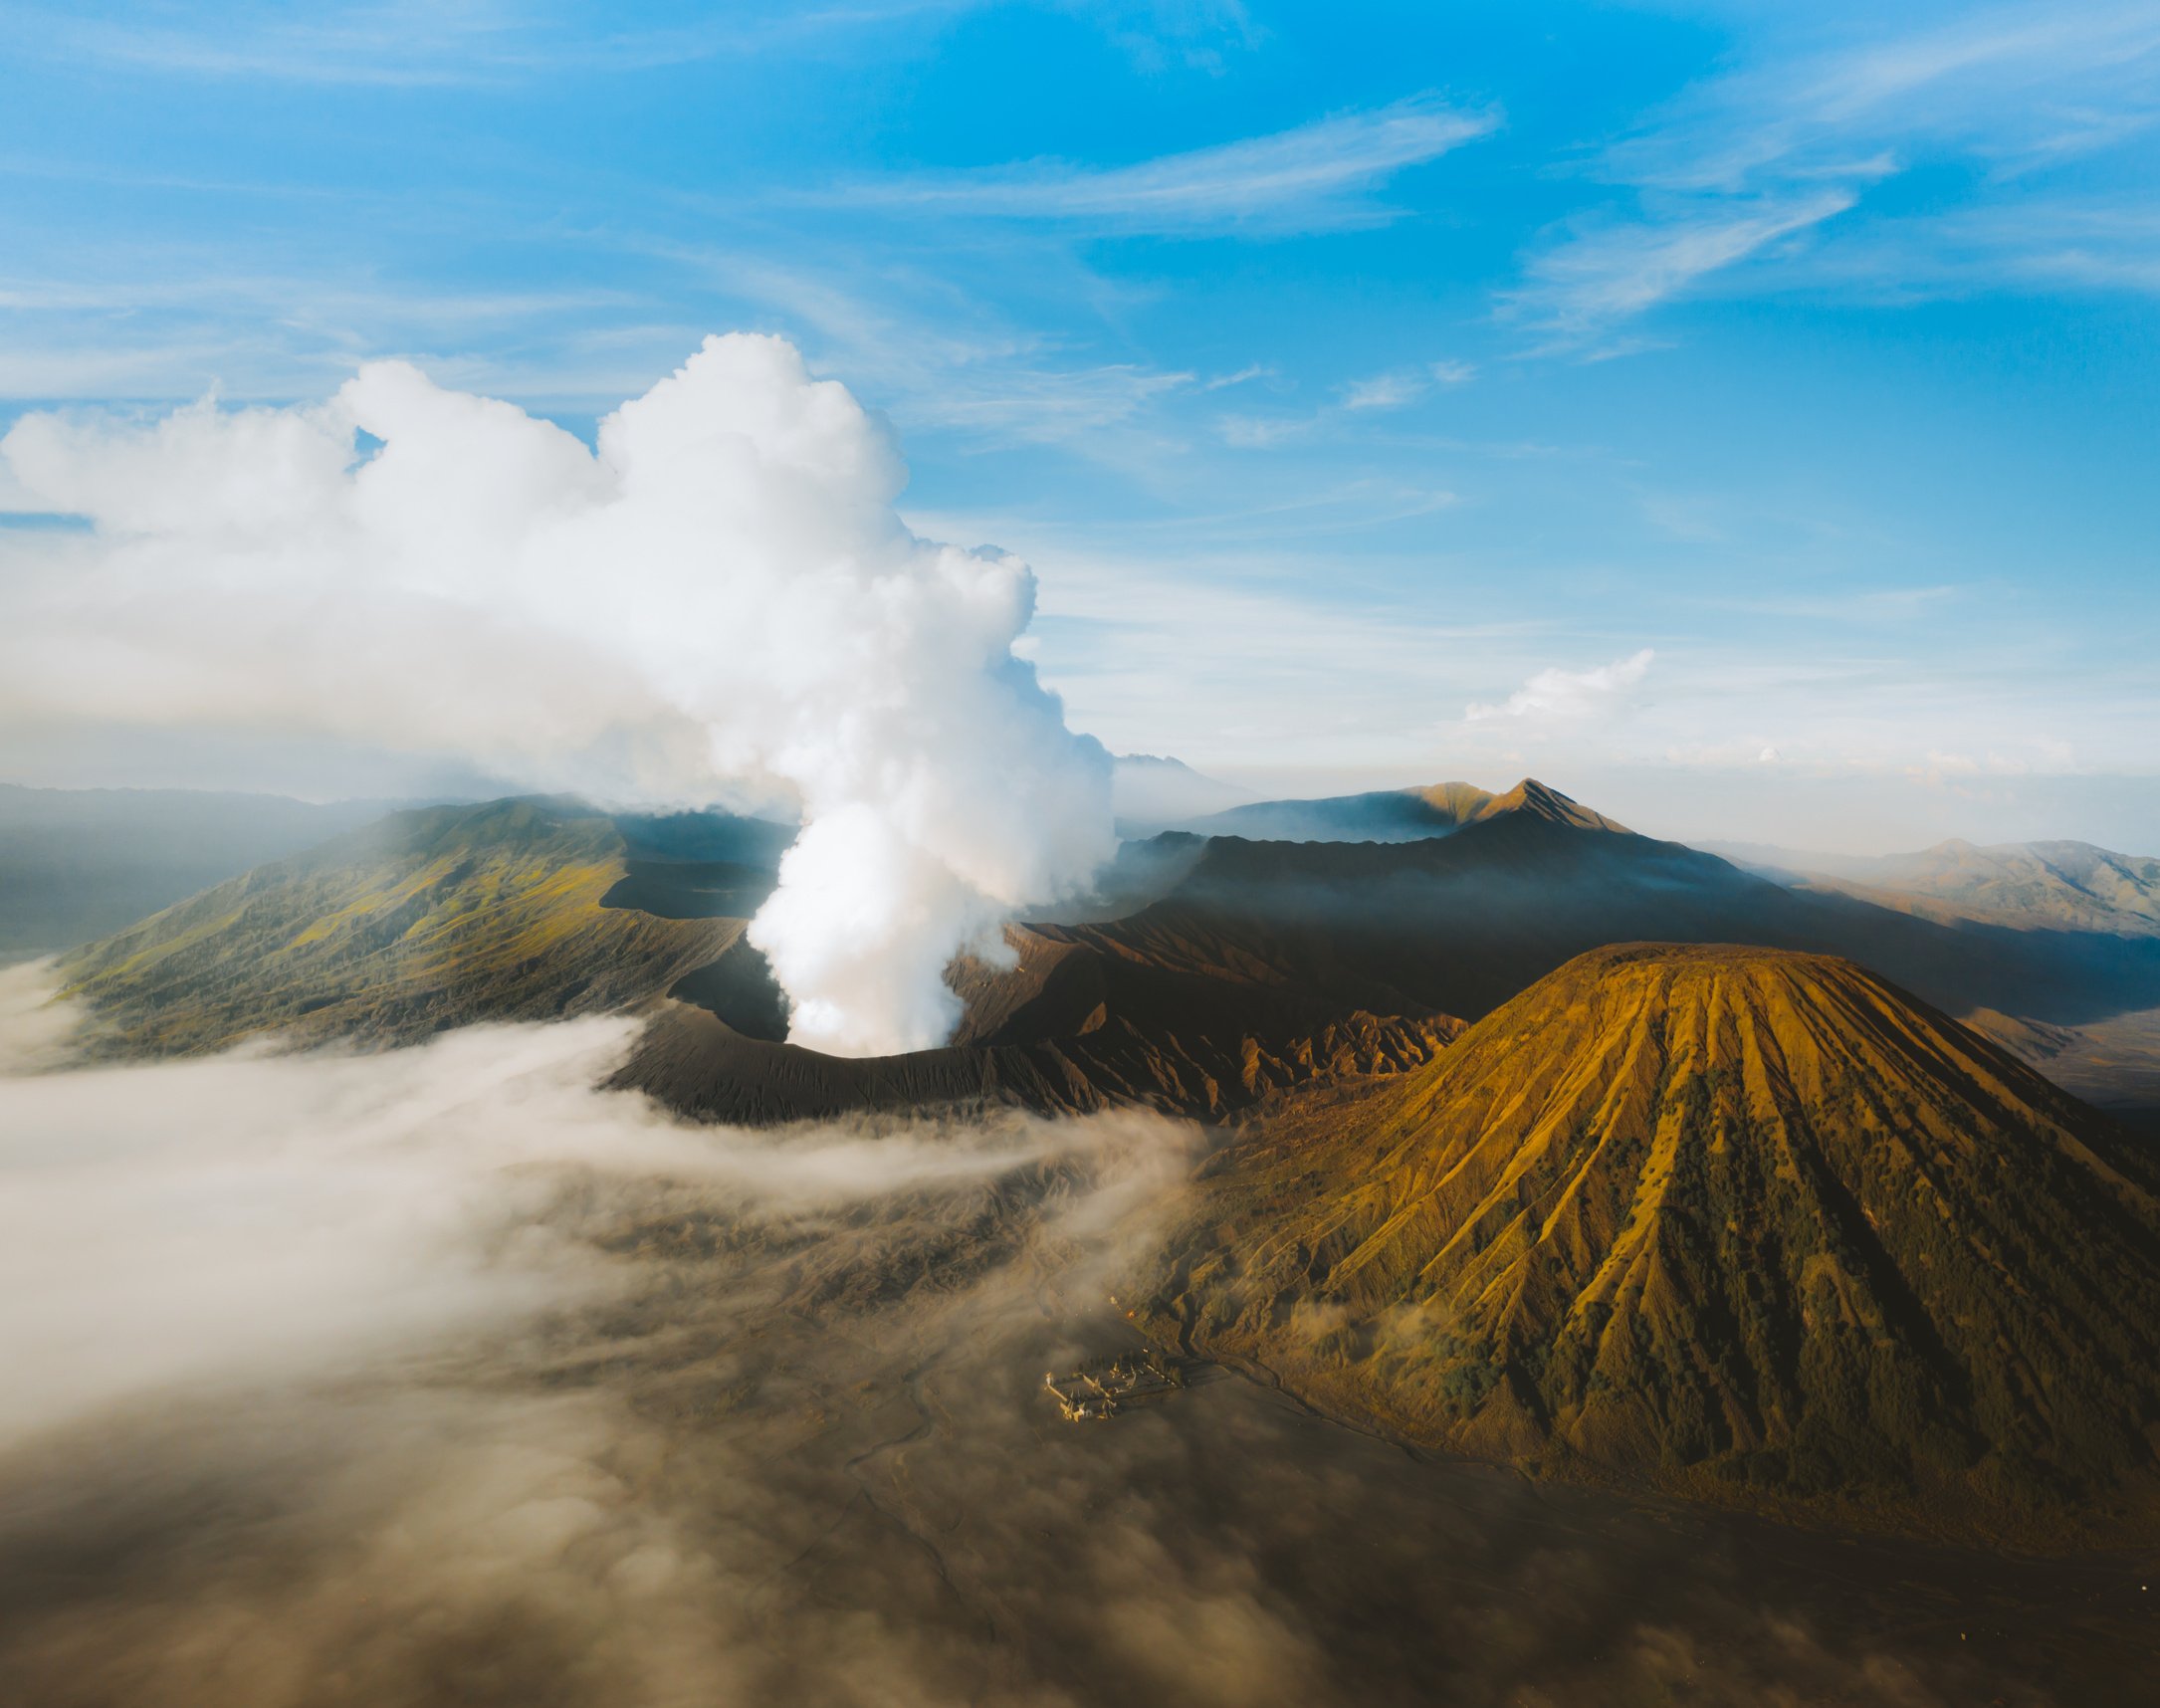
0, 963, 2144, 1707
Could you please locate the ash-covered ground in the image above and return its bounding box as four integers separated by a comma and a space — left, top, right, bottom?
0, 969, 2149, 1707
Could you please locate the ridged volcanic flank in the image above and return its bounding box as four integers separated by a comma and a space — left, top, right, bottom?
1146, 943, 2160, 1543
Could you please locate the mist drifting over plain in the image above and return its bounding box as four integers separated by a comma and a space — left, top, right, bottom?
0, 972, 2137, 1707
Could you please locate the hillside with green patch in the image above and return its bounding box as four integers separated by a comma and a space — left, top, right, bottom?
1138, 944, 2160, 1546
60, 798, 748, 1053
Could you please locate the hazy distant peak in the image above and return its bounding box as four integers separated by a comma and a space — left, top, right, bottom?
1714, 829, 2160, 938
1114, 752, 1200, 771
1145, 774, 1631, 845
1111, 751, 1252, 826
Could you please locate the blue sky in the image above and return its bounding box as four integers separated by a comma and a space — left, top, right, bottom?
3, 0, 2158, 850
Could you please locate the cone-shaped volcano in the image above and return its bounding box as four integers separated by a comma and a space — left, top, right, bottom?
1149, 943, 2160, 1542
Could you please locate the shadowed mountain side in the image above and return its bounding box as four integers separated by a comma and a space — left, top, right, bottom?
59, 799, 750, 1054
949, 917, 1441, 1051
662, 934, 793, 1041
599, 859, 778, 921
1135, 945, 2160, 1547
610, 808, 798, 869
1085, 810, 2160, 1033
602, 848, 1469, 1120
1157, 776, 1629, 843
1022, 830, 1209, 926
616, 924, 1461, 1123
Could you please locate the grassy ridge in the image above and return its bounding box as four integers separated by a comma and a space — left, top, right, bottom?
61, 798, 744, 1054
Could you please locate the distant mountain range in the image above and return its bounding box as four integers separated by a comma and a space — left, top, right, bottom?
1705, 836, 2160, 938
1109, 751, 1252, 827
1134, 776, 1628, 842
1134, 778, 2160, 947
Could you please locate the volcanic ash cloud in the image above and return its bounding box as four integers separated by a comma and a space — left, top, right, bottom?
0, 333, 1113, 1056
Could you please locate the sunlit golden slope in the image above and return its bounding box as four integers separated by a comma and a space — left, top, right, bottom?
1143, 943, 2160, 1544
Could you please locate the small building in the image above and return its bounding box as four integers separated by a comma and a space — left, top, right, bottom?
1042, 1349, 1185, 1421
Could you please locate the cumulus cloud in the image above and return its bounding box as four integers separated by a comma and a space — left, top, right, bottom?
1465, 647, 1656, 723
0, 333, 1115, 1056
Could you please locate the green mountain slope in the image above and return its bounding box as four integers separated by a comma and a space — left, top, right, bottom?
1139, 944, 2160, 1545
60, 799, 748, 1053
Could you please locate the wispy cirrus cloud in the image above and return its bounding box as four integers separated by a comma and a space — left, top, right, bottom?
1466, 648, 1655, 725
1794, 3, 2160, 144
1213, 356, 1474, 446
700, 256, 1201, 454
1341, 358, 1474, 411
3, 0, 988, 86
1079, 0, 1258, 75
816, 94, 1500, 235
1511, 2, 2160, 347
1510, 191, 1858, 344
10, 0, 581, 87
1808, 197, 2160, 300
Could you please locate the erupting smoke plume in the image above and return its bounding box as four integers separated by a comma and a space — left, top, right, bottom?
0, 335, 1114, 1055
